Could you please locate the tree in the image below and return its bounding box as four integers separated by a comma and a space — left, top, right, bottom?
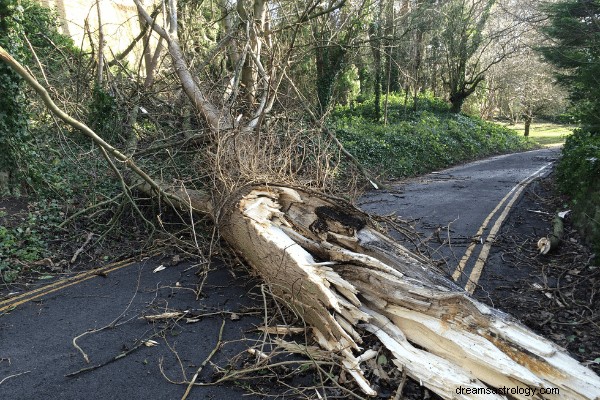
1, 0, 600, 397
312, 0, 367, 115
434, 0, 528, 113
368, 2, 383, 120
440, 0, 496, 112
540, 0, 600, 258
489, 51, 567, 131
540, 0, 600, 131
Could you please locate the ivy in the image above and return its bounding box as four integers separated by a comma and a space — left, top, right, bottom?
0, 0, 31, 194
332, 92, 533, 178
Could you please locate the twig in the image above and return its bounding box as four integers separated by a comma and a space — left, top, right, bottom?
59, 193, 123, 228
71, 267, 143, 363
282, 70, 384, 190
66, 331, 161, 377
181, 319, 226, 400
72, 329, 92, 364
22, 32, 49, 85
71, 232, 94, 264
393, 369, 407, 400
0, 370, 31, 386
0, 45, 199, 214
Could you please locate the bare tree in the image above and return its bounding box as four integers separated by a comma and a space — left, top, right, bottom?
433, 0, 526, 113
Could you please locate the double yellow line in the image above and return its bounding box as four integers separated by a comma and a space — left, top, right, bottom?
0, 257, 140, 313
452, 163, 552, 294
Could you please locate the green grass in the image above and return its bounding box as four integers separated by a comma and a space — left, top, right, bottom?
499, 122, 574, 147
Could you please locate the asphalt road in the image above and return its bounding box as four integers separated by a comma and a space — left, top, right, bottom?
0, 257, 267, 400
0, 147, 561, 399
359, 147, 561, 293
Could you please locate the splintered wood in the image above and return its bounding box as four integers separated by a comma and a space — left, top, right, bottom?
220, 185, 600, 400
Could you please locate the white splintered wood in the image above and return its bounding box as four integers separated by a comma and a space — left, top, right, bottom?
385, 304, 545, 389
362, 309, 507, 400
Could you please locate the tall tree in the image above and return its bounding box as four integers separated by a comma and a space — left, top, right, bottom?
440, 0, 496, 112
540, 0, 600, 131
539, 0, 600, 257
312, 0, 365, 116
368, 1, 384, 120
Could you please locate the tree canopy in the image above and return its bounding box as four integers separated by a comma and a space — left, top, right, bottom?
540, 0, 600, 132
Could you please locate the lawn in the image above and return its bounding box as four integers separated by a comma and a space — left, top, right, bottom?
500, 121, 574, 147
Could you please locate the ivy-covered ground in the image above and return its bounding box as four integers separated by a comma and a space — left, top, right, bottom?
332, 93, 535, 180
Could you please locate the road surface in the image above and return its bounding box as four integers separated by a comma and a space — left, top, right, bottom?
359, 147, 561, 293
0, 257, 266, 399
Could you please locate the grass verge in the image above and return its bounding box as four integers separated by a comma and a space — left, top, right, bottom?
500, 121, 573, 147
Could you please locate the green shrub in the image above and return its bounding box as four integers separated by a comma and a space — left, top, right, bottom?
0, 200, 62, 282
556, 130, 600, 256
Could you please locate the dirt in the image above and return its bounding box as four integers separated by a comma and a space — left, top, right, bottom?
0, 196, 29, 227
475, 173, 600, 375
0, 195, 159, 290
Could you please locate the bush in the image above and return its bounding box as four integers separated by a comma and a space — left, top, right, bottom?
556, 130, 600, 256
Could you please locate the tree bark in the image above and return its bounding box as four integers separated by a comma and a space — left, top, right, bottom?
524, 115, 532, 137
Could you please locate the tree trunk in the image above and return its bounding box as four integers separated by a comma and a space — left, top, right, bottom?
450, 94, 465, 113
369, 25, 382, 121
524, 115, 532, 137
216, 185, 600, 399
314, 36, 344, 116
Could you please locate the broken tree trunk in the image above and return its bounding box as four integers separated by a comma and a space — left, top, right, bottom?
218, 185, 600, 399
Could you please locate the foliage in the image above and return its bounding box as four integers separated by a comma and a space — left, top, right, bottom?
540, 0, 600, 253
0, 0, 81, 196
341, 91, 450, 121
89, 85, 123, 143
0, 0, 126, 282
439, 0, 496, 113
0, 0, 29, 194
0, 200, 63, 282
540, 0, 600, 131
332, 92, 533, 179
555, 130, 600, 256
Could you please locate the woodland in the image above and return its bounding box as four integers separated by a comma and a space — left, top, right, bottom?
1, 0, 600, 398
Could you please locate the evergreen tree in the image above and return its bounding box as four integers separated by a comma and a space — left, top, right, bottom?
540, 0, 600, 256
540, 0, 600, 132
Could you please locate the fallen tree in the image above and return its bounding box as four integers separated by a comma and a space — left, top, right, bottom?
2, 0, 600, 397
218, 185, 600, 399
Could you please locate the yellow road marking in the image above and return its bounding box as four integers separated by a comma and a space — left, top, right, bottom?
450, 163, 552, 292
0, 258, 134, 306
451, 184, 521, 281
0, 257, 143, 313
464, 164, 546, 292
